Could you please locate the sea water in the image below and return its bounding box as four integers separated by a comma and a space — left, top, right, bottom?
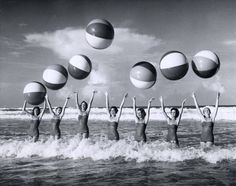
0, 107, 236, 185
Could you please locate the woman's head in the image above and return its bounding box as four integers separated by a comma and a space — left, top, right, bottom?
109, 106, 118, 116
203, 107, 211, 118
136, 108, 146, 119
55, 107, 62, 115
80, 101, 88, 111
170, 107, 179, 119
32, 106, 40, 116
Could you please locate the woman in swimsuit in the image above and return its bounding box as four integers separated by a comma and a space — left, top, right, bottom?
74, 90, 97, 139
22, 100, 46, 142
132, 96, 154, 142
45, 94, 70, 139
105, 92, 128, 141
160, 96, 186, 147
192, 92, 220, 148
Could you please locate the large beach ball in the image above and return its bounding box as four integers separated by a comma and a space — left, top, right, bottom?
86, 19, 114, 49
160, 51, 189, 80
23, 81, 46, 105
130, 61, 157, 89
68, 55, 92, 79
192, 50, 220, 78
43, 64, 68, 90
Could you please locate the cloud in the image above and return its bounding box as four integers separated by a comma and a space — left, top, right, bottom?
24, 27, 163, 100
223, 40, 236, 46
24, 27, 162, 60
202, 75, 225, 93
56, 86, 74, 100
88, 69, 108, 86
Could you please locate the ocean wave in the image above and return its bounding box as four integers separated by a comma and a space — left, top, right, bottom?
0, 137, 236, 164
1, 107, 236, 121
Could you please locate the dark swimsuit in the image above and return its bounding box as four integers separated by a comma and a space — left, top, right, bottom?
107, 121, 119, 141
78, 114, 89, 137
51, 116, 61, 139
201, 120, 214, 143
135, 120, 147, 142
167, 124, 179, 145
28, 117, 40, 140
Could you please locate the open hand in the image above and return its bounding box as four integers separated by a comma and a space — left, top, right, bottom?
159, 96, 163, 103
149, 97, 155, 103
123, 93, 128, 98
182, 99, 186, 106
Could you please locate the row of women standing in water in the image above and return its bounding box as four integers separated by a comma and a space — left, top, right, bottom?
22, 91, 220, 148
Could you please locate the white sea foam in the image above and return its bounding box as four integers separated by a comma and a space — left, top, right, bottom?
0, 107, 236, 121
0, 137, 235, 164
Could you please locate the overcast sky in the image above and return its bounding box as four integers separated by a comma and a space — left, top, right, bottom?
1, 0, 236, 107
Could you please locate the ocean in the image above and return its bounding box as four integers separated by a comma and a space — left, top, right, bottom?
0, 107, 236, 185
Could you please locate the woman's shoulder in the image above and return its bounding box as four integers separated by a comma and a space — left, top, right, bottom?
109, 116, 118, 122
168, 118, 178, 125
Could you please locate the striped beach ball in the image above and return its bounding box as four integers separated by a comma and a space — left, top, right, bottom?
68, 55, 92, 80
23, 81, 46, 105
86, 19, 114, 49
192, 50, 220, 78
160, 51, 189, 80
130, 61, 157, 89
43, 64, 68, 90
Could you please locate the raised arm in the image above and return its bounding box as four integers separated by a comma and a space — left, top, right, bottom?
22, 100, 33, 117
212, 92, 220, 122
132, 96, 138, 120
39, 100, 46, 121
177, 99, 186, 125
192, 92, 204, 120
145, 97, 154, 124
105, 92, 110, 116
74, 92, 81, 115
117, 93, 128, 122
60, 96, 70, 118
45, 94, 55, 116
87, 90, 97, 114
159, 96, 169, 120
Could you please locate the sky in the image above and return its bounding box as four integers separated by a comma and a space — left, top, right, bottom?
0, 0, 236, 107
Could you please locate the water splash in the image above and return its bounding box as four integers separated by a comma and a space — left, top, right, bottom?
0, 137, 236, 164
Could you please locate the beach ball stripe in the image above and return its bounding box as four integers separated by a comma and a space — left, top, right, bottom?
43, 64, 68, 90
192, 50, 220, 78
160, 51, 189, 80
86, 19, 114, 49
68, 55, 92, 79
23, 81, 46, 105
130, 61, 157, 89
86, 19, 114, 39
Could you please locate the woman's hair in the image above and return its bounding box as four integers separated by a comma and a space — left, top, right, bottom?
170, 107, 179, 118
56, 107, 62, 111
32, 106, 40, 115
137, 108, 146, 118
109, 106, 118, 114
203, 106, 211, 114
80, 101, 88, 110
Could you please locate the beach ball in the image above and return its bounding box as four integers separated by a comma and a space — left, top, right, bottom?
23, 81, 46, 105
86, 19, 114, 49
130, 61, 157, 89
68, 55, 92, 79
192, 50, 220, 78
160, 51, 189, 80
43, 64, 68, 90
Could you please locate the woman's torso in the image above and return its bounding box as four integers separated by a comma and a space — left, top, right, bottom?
28, 116, 40, 137
135, 119, 146, 142
201, 118, 214, 143
107, 117, 119, 140
167, 119, 178, 143
78, 112, 89, 133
